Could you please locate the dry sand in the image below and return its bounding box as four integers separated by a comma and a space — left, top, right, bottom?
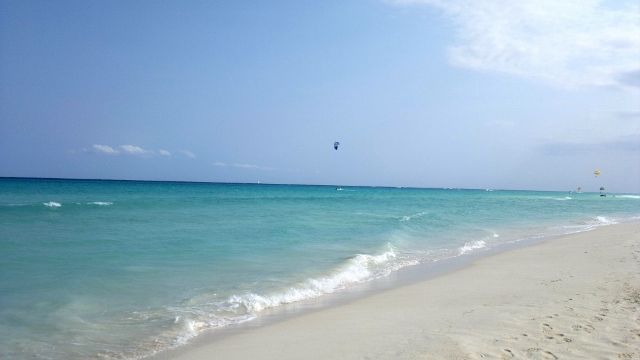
162, 222, 640, 359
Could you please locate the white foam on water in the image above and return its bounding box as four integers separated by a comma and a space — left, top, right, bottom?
88, 202, 113, 206
148, 243, 421, 356
617, 194, 640, 199
554, 196, 572, 200
218, 244, 416, 314
559, 215, 620, 234
43, 201, 61, 208
399, 211, 427, 222
458, 240, 487, 255
594, 216, 618, 225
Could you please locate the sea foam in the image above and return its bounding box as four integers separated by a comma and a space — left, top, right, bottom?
617, 195, 640, 199
458, 240, 487, 255
88, 202, 113, 206
594, 216, 618, 225
399, 211, 428, 222
219, 245, 414, 314
43, 201, 61, 208
154, 244, 422, 352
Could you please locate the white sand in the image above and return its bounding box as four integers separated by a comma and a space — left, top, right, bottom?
162, 223, 640, 359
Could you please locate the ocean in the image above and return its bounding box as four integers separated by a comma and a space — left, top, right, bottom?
1, 178, 638, 359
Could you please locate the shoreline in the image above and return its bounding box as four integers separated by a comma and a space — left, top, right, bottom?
155, 222, 640, 359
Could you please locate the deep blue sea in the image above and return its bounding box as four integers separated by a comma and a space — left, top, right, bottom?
1, 178, 638, 359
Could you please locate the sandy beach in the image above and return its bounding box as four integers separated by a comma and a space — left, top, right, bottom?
161, 222, 640, 360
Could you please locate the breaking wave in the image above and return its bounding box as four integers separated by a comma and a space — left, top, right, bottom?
593, 216, 618, 226
399, 211, 428, 222
43, 202, 61, 208
617, 195, 640, 199
149, 244, 420, 352
219, 245, 416, 313
458, 240, 487, 255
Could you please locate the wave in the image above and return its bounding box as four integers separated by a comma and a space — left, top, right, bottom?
617, 195, 640, 199
219, 245, 415, 313
593, 216, 618, 226
560, 215, 620, 234
458, 240, 487, 255
154, 244, 421, 351
43, 201, 61, 208
399, 211, 428, 222
87, 202, 113, 206
554, 196, 572, 201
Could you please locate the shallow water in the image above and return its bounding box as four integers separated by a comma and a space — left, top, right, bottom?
1, 178, 638, 359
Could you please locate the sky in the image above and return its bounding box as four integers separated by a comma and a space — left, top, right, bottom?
0, 0, 639, 192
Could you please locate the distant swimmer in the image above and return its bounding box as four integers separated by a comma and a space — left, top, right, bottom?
334, 141, 340, 150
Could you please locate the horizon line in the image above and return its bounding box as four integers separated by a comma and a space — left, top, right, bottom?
0, 176, 622, 194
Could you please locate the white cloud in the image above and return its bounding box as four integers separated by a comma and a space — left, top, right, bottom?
92, 144, 119, 154
89, 144, 180, 158
179, 150, 196, 158
119, 144, 150, 155
232, 163, 261, 169
391, 0, 640, 89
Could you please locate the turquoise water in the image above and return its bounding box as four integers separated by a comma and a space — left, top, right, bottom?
1, 178, 638, 359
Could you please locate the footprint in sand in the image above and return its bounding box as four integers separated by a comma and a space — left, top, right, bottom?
541, 323, 553, 333
526, 348, 558, 359
572, 324, 595, 333
556, 333, 573, 342
502, 349, 515, 358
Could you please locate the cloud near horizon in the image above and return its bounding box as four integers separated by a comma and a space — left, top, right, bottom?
119, 145, 150, 155
392, 0, 640, 90
91, 144, 118, 155
89, 144, 193, 158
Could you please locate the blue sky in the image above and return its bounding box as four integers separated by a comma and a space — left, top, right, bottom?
1, 0, 639, 192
